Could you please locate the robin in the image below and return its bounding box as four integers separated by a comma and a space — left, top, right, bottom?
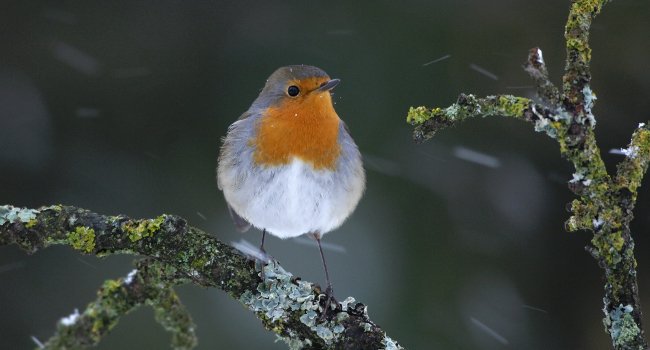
217, 65, 365, 308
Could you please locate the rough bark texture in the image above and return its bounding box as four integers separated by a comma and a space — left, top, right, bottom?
0, 205, 401, 350
407, 1, 648, 349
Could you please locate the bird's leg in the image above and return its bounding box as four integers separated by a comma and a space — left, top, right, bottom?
312, 232, 335, 319
259, 229, 268, 281
260, 229, 267, 254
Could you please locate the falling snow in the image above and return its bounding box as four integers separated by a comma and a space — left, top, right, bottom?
453, 146, 501, 168
422, 54, 451, 66
469, 63, 499, 80
232, 239, 271, 263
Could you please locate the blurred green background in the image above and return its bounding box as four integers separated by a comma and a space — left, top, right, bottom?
1, 0, 649, 349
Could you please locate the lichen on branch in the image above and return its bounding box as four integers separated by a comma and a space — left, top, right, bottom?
407, 94, 560, 142
405, 1, 648, 349
43, 259, 197, 350
0, 204, 401, 350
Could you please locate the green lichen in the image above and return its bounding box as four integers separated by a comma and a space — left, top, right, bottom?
611, 231, 624, 251
571, 0, 604, 14
562, 0, 605, 107
616, 126, 650, 195
564, 0, 604, 64
495, 95, 529, 117
190, 257, 209, 270
123, 215, 165, 242
599, 207, 623, 230
566, 199, 597, 231
566, 38, 591, 63
406, 106, 433, 125
592, 232, 622, 265
25, 219, 38, 228
606, 304, 643, 348
151, 287, 197, 349
85, 278, 124, 338
67, 226, 96, 253
90, 314, 105, 338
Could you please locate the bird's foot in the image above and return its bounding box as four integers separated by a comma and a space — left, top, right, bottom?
319, 285, 337, 321
258, 263, 266, 281
256, 259, 269, 282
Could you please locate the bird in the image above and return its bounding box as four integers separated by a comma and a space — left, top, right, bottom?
217, 65, 365, 309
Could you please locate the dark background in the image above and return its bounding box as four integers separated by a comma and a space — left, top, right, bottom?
1, 1, 649, 349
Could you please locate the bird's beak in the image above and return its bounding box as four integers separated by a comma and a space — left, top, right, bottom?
317, 79, 340, 92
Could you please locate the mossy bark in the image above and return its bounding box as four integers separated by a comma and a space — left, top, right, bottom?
0, 205, 401, 350
407, 1, 647, 349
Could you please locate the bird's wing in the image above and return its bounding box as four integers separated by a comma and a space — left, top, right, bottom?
217, 110, 254, 191
218, 109, 259, 232
227, 204, 252, 232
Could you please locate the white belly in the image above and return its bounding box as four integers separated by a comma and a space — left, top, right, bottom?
221, 158, 363, 238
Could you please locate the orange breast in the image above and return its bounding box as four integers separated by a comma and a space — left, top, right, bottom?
251, 93, 341, 170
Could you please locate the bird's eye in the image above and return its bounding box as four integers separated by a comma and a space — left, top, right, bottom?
287, 85, 300, 97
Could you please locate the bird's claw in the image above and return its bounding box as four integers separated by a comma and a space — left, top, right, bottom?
255, 247, 271, 281
319, 285, 336, 321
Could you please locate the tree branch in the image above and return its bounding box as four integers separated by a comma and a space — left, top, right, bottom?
43, 259, 197, 350
406, 1, 648, 349
562, 0, 606, 111
523, 47, 561, 105
0, 205, 402, 350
